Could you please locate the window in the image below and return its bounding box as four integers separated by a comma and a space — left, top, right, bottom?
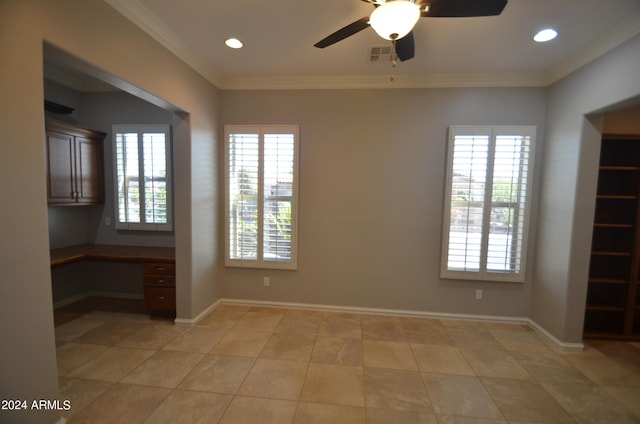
113, 125, 172, 231
441, 126, 535, 282
225, 125, 299, 270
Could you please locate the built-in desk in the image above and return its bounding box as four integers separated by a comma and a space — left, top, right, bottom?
50, 244, 176, 316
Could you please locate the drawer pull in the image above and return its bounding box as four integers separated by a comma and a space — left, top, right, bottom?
158, 296, 165, 300
157, 279, 165, 283
156, 267, 165, 271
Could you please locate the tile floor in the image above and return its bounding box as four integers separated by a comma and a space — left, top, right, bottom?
54, 297, 640, 424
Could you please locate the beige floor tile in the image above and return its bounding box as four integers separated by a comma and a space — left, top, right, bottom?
436, 416, 508, 424
121, 350, 204, 388
511, 351, 591, 384
411, 343, 474, 375
198, 310, 246, 329
440, 319, 484, 328
300, 363, 365, 407
219, 396, 297, 424
401, 317, 455, 345
56, 342, 110, 376
445, 327, 503, 350
215, 304, 251, 312
117, 323, 185, 350
294, 402, 365, 424
260, 332, 316, 362
481, 377, 574, 423
76, 320, 149, 346
364, 367, 432, 412
542, 381, 638, 424
249, 306, 289, 314
274, 314, 322, 335
178, 354, 255, 394
363, 340, 418, 370
487, 328, 551, 352
421, 373, 502, 419
58, 377, 112, 420
143, 389, 233, 424
68, 346, 155, 383
361, 315, 407, 341
460, 347, 530, 379
55, 318, 106, 342
211, 330, 271, 357
231, 311, 283, 332
238, 358, 308, 400
285, 308, 324, 317
366, 408, 438, 424
311, 336, 363, 366
162, 325, 228, 353
563, 352, 640, 386
318, 315, 362, 339
67, 383, 170, 424
602, 386, 640, 419
588, 340, 640, 372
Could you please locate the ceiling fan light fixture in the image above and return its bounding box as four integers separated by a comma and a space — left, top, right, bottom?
369, 0, 421, 41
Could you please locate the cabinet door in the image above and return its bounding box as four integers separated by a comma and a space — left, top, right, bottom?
75, 136, 104, 204
46, 130, 75, 204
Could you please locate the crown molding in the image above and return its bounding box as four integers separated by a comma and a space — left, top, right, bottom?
106, 0, 640, 91
104, 0, 221, 86
543, 12, 640, 85
217, 72, 549, 90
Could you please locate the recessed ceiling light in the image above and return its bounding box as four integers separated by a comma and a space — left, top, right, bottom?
534, 28, 558, 43
225, 38, 243, 49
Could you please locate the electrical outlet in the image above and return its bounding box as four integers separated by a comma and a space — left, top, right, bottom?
263, 277, 270, 287
475, 289, 483, 300
104, 216, 111, 226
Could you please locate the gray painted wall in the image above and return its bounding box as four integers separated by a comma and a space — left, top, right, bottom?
219, 88, 547, 317
532, 34, 640, 343
0, 1, 220, 423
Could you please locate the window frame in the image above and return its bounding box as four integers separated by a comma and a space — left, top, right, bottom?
440, 125, 536, 283
112, 124, 173, 232
224, 124, 300, 270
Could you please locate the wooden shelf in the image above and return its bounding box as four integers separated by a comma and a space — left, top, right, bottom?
593, 223, 634, 228
585, 134, 640, 341
588, 278, 629, 284
600, 166, 640, 171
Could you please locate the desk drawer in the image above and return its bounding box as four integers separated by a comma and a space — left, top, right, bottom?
143, 262, 175, 276
144, 275, 175, 288
144, 287, 175, 313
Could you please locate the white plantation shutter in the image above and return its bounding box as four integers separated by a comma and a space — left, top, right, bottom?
441, 126, 535, 282
226, 125, 299, 270
114, 125, 172, 231
228, 133, 260, 260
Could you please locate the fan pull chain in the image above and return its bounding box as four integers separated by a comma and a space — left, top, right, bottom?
390, 40, 397, 82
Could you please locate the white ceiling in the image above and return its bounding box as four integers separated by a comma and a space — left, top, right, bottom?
54, 0, 640, 90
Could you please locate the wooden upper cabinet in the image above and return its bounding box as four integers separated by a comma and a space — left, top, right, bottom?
45, 118, 106, 205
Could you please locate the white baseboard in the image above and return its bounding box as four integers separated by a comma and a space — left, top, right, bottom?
54, 292, 584, 351
217, 297, 583, 351
221, 297, 529, 323
174, 299, 222, 326
527, 319, 585, 351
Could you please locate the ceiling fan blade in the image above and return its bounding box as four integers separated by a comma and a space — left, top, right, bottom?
314, 17, 371, 48
423, 0, 507, 17
395, 32, 415, 62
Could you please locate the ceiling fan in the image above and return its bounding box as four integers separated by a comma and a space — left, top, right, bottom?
314, 0, 508, 62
